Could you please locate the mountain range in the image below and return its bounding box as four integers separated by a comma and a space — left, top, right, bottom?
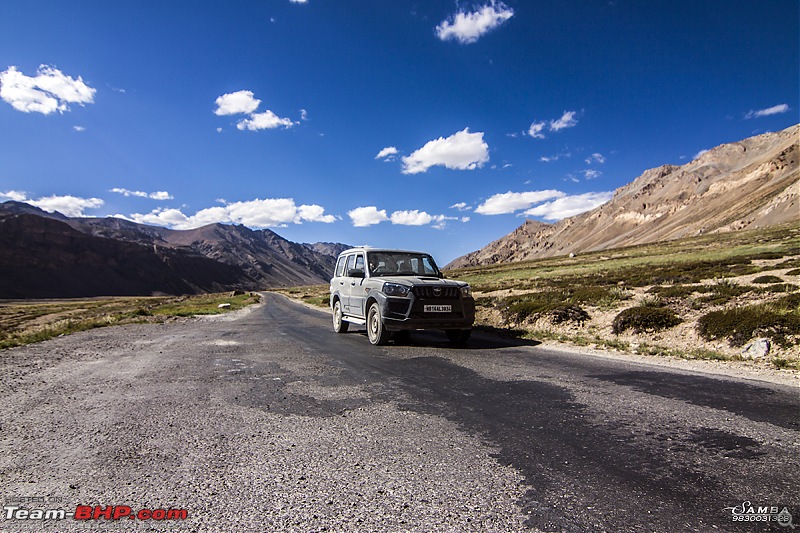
0, 202, 349, 298
447, 124, 799, 269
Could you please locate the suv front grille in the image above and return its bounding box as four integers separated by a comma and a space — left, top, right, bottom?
413, 286, 460, 299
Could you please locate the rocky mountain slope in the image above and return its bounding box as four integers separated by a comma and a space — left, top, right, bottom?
0, 202, 348, 298
448, 124, 799, 269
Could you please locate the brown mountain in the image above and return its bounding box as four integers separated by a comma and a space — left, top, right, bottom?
0, 202, 348, 298
447, 124, 799, 269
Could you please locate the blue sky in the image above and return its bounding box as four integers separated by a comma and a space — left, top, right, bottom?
1, 0, 797, 264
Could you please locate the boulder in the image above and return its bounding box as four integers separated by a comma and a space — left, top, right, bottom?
741, 338, 770, 359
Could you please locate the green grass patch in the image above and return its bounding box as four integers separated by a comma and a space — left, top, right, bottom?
0, 292, 261, 349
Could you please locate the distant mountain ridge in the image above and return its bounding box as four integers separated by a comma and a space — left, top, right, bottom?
0, 202, 349, 298
447, 124, 799, 269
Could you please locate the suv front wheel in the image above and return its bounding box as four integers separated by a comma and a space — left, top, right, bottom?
332, 300, 348, 333
367, 302, 390, 346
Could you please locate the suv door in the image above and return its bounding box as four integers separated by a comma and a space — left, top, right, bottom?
340, 254, 356, 314
349, 253, 367, 318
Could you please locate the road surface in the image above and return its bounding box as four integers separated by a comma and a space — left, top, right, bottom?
1, 293, 798, 532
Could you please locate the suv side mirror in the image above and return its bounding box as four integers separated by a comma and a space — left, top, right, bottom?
348, 268, 365, 278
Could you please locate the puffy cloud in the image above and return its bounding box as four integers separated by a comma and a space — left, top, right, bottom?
236, 110, 294, 131
402, 128, 489, 174
214, 90, 295, 131
130, 198, 335, 230
0, 65, 96, 114
450, 202, 470, 211
523, 191, 613, 220
29, 195, 104, 217
549, 110, 578, 131
475, 190, 565, 215
214, 90, 260, 116
527, 121, 546, 139
390, 210, 433, 226
745, 103, 789, 119
348, 206, 388, 227
585, 153, 605, 164
111, 188, 173, 200
375, 146, 399, 160
436, 1, 514, 44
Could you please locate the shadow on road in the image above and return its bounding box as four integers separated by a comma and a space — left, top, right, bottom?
339, 327, 542, 350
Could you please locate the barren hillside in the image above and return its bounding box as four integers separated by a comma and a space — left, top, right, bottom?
448, 124, 799, 268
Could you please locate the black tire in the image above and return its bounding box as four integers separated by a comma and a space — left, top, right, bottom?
367, 302, 390, 346
332, 300, 348, 333
446, 329, 471, 345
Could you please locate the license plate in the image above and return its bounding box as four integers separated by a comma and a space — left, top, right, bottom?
424, 305, 451, 313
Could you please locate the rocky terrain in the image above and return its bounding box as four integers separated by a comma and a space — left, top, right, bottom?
448, 124, 799, 268
0, 202, 349, 298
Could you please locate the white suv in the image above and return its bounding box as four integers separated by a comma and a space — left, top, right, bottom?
329, 248, 475, 345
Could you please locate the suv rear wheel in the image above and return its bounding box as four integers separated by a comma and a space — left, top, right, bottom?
446, 329, 471, 345
367, 302, 390, 346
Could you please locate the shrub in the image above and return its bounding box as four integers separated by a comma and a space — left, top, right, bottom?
549, 304, 590, 325
647, 285, 697, 298
786, 268, 800, 277
612, 306, 682, 334
696, 278, 750, 305
697, 302, 800, 347
752, 275, 784, 284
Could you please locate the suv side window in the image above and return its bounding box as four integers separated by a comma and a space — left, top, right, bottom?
335, 256, 347, 277
346, 254, 356, 274
354, 254, 365, 273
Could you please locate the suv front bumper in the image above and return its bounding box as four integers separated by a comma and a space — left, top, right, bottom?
380, 295, 475, 331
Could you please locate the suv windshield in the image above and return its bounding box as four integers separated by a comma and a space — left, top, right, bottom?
367, 251, 441, 277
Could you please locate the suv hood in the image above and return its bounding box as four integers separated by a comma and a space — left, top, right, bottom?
373, 276, 466, 287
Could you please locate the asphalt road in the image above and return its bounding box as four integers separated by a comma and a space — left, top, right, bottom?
1, 293, 798, 532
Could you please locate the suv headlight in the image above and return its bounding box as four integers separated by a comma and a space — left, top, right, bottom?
383, 283, 411, 297
460, 285, 472, 298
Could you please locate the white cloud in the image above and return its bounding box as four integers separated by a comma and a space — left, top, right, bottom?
348, 206, 388, 227
390, 210, 433, 226
300, 108, 308, 120
0, 65, 96, 114
0, 190, 28, 202
745, 103, 789, 119
585, 152, 605, 164
236, 110, 294, 131
214, 90, 260, 116
73, 125, 86, 132
549, 110, 578, 131
436, 1, 514, 44
450, 202, 469, 211
527, 121, 546, 139
475, 190, 565, 215
290, 0, 308, 3
111, 188, 173, 200
375, 146, 399, 160
582, 169, 602, 180
129, 198, 334, 230
28, 195, 104, 217
523, 191, 613, 220
402, 128, 489, 174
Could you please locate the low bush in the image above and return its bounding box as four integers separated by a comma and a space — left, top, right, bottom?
549, 304, 590, 325
786, 268, 800, 277
647, 285, 697, 298
697, 296, 800, 347
612, 306, 682, 334
752, 275, 784, 284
